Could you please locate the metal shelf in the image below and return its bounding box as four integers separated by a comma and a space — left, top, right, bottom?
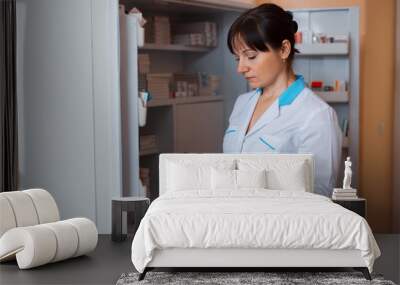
139, 43, 213, 52
147, 95, 223, 107
315, 91, 349, 103
297, 43, 349, 56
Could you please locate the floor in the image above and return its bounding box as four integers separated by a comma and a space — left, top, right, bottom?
0, 235, 133, 285
374, 234, 400, 283
1, 234, 399, 285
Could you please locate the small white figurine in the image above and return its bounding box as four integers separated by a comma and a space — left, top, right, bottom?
343, 157, 352, 189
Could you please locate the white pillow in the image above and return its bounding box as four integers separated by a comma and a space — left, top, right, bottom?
166, 159, 235, 192
211, 168, 267, 190
211, 168, 236, 190
237, 169, 267, 189
167, 162, 210, 191
266, 164, 307, 191
237, 159, 309, 191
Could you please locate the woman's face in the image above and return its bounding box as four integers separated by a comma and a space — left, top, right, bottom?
233, 38, 286, 89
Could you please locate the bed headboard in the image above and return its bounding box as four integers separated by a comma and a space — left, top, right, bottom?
159, 153, 314, 196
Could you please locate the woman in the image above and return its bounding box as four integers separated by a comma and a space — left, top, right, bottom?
223, 3, 342, 197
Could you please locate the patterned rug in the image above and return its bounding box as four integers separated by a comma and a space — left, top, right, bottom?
116, 271, 396, 285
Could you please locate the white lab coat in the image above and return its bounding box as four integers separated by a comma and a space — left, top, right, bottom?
223, 82, 342, 197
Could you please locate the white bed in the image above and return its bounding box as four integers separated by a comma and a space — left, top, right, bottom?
131, 154, 380, 280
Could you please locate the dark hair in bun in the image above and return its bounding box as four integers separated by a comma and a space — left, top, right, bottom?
227, 3, 299, 64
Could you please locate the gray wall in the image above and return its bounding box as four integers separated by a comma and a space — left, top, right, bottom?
16, 0, 122, 233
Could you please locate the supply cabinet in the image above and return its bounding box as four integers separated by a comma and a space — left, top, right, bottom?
119, 0, 249, 199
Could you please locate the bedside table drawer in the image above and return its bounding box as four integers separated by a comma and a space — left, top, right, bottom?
332, 199, 366, 218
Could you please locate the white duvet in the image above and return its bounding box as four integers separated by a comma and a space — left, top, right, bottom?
131, 190, 380, 273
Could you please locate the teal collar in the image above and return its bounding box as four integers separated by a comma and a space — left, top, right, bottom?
253, 74, 306, 107
278, 75, 306, 107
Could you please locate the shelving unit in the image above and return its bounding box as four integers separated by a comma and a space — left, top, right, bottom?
119, 0, 248, 199
292, 7, 359, 187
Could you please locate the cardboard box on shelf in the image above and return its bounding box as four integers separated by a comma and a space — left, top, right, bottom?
140, 135, 158, 151
147, 73, 173, 99
172, 21, 217, 47
172, 33, 205, 46
145, 16, 171, 44
139, 74, 147, 91
173, 73, 199, 97
138, 54, 150, 74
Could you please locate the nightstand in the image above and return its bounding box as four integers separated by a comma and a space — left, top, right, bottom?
112, 197, 150, 242
332, 198, 366, 218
